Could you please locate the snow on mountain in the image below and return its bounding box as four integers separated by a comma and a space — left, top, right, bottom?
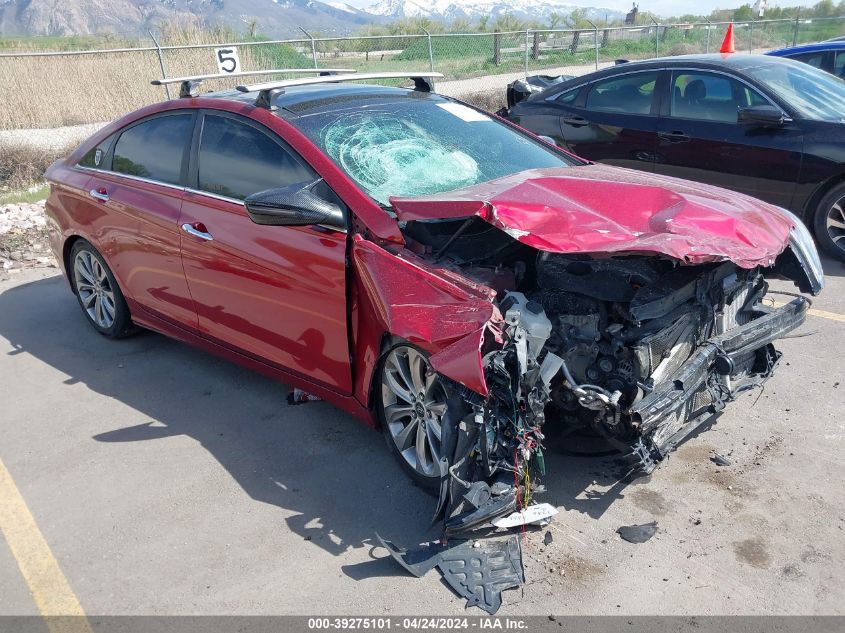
325, 0, 360, 12
367, 0, 623, 22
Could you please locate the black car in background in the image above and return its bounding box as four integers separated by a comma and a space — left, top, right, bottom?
506, 54, 845, 261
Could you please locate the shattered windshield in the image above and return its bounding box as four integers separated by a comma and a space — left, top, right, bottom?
291, 98, 577, 205
745, 60, 845, 122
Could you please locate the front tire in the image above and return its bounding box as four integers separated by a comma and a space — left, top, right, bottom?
813, 183, 845, 261
70, 240, 134, 338
377, 343, 455, 492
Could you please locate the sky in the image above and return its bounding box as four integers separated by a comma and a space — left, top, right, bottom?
340, 0, 822, 17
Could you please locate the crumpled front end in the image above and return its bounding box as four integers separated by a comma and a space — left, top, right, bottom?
365, 168, 822, 612
364, 177, 822, 537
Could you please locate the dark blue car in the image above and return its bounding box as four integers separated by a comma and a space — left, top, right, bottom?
766, 41, 845, 79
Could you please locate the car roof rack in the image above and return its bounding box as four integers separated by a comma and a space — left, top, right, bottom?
236, 71, 445, 109
151, 68, 357, 98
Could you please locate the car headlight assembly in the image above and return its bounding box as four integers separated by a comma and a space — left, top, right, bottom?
778, 207, 825, 294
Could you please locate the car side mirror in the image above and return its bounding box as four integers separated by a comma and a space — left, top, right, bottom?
737, 105, 785, 127
244, 180, 345, 228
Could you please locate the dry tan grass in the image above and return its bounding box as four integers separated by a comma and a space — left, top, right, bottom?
0, 143, 74, 190
0, 21, 307, 130
456, 88, 506, 113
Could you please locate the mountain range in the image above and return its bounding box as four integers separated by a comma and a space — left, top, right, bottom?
0, 0, 625, 38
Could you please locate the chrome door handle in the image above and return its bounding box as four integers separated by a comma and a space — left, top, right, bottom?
181, 223, 214, 241
89, 188, 109, 202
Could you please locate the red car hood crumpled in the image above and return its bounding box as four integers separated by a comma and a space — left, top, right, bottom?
390, 165, 794, 269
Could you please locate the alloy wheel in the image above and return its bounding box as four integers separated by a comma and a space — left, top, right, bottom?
381, 346, 448, 478
73, 249, 116, 329
826, 197, 845, 254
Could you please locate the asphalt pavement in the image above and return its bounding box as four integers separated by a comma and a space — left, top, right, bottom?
0, 259, 843, 618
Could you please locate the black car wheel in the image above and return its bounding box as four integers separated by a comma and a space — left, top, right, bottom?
814, 182, 845, 261
377, 343, 465, 492
70, 240, 135, 338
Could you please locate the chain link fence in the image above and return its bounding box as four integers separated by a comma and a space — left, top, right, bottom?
2, 16, 845, 130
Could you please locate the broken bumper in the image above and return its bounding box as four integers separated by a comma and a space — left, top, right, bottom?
630, 296, 808, 462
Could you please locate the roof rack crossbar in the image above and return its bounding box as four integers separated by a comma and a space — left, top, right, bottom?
235, 71, 444, 109
151, 68, 357, 98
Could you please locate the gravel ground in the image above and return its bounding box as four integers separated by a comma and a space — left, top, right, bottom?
0, 122, 107, 151
0, 201, 56, 280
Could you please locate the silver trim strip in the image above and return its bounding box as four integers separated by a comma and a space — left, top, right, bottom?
184, 188, 348, 235
78, 166, 187, 193
77, 168, 347, 235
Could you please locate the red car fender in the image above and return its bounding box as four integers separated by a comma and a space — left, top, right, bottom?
350, 235, 503, 409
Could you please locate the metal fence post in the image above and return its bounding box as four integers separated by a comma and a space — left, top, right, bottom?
422, 28, 434, 72
586, 20, 599, 70
749, 20, 754, 53
493, 31, 501, 65
705, 19, 712, 53
649, 15, 659, 57
524, 29, 530, 78
149, 29, 171, 100
793, 10, 801, 46
300, 27, 318, 68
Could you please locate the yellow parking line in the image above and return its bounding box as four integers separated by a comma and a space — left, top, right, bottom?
0, 458, 92, 633
807, 307, 845, 323
770, 300, 845, 324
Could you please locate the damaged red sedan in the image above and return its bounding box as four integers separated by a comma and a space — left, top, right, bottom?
46, 72, 823, 528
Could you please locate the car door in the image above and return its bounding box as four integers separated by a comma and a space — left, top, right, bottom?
556, 70, 662, 171
83, 112, 198, 329
653, 69, 803, 208
178, 111, 352, 393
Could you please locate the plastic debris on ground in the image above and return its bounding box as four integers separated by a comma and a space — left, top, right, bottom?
377, 533, 524, 615
711, 452, 732, 466
286, 388, 322, 405
616, 521, 658, 543
491, 502, 559, 528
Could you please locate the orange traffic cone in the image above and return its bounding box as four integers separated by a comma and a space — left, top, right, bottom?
720, 23, 735, 54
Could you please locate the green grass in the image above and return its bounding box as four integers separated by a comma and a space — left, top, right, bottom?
395, 34, 497, 61
241, 39, 312, 69
0, 184, 49, 205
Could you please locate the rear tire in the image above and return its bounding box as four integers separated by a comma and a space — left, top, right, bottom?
70, 240, 134, 339
813, 182, 845, 262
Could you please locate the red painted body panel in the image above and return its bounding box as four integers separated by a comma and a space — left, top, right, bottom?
350, 236, 501, 399
86, 171, 197, 328
125, 296, 372, 424
44, 165, 93, 279
391, 165, 794, 269
45, 93, 803, 432
179, 192, 352, 393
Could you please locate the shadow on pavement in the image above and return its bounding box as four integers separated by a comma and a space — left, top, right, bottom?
0, 275, 441, 561
0, 275, 641, 569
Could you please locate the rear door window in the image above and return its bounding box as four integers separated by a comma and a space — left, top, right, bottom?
585, 72, 659, 115
669, 72, 769, 123
197, 114, 315, 201
78, 135, 116, 170
112, 114, 193, 185
834, 51, 845, 78
786, 51, 826, 69
554, 88, 579, 104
